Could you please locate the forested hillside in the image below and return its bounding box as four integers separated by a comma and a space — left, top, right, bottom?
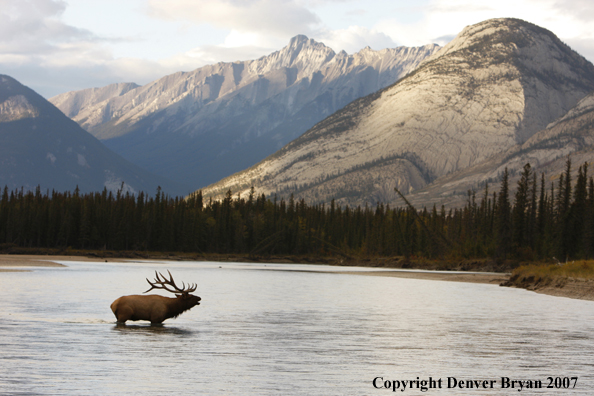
1, 159, 593, 264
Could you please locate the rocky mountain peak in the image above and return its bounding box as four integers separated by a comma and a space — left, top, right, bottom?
288, 34, 311, 47
428, 18, 578, 68
410, 18, 594, 143
0, 74, 59, 120
0, 75, 187, 195
50, 37, 439, 189
1, 75, 33, 101
200, 18, 594, 207
251, 35, 336, 78
0, 75, 39, 122
50, 82, 140, 119
432, 18, 593, 88
437, 18, 520, 54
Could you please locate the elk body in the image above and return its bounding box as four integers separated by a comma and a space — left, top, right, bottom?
111, 271, 201, 324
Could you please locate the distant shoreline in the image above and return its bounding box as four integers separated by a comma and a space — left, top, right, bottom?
334, 270, 507, 285
0, 254, 508, 285
0, 254, 93, 271
2, 253, 593, 302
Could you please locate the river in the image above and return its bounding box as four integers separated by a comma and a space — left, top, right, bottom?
1, 261, 593, 395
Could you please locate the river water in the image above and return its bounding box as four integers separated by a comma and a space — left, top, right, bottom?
1, 261, 593, 395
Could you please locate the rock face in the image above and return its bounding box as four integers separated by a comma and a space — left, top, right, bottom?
408, 90, 594, 208
200, 18, 594, 206
0, 75, 188, 195
50, 36, 440, 188
50, 82, 139, 120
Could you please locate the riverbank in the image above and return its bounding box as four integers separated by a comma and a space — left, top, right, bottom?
0, 247, 511, 272
514, 278, 594, 301
0, 254, 88, 271
336, 270, 507, 284
0, 254, 508, 285
0, 252, 508, 284
501, 261, 594, 301
2, 251, 593, 302
336, 269, 594, 300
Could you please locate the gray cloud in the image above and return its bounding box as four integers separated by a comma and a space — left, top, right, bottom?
0, 0, 97, 55
0, 0, 154, 97
314, 26, 397, 53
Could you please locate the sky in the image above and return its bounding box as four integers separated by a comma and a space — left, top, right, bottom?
2, 0, 594, 98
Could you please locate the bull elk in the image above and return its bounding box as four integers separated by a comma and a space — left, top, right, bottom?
111, 270, 201, 324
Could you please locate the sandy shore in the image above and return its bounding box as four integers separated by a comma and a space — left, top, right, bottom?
0, 254, 106, 271
336, 270, 508, 284
337, 270, 594, 301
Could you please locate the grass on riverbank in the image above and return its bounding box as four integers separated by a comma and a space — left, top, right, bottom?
505, 260, 594, 288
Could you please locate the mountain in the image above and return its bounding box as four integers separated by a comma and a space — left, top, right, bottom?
0, 75, 188, 196
199, 18, 594, 206
50, 36, 440, 188
406, 90, 594, 208
50, 82, 140, 120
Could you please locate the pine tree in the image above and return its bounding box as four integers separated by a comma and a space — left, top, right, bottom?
571, 163, 588, 257
496, 168, 512, 259
558, 158, 573, 259
536, 173, 548, 256
512, 164, 531, 254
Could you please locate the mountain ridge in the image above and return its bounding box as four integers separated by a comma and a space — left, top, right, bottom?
0, 75, 188, 196
50, 37, 440, 188
405, 90, 594, 208
200, 18, 594, 206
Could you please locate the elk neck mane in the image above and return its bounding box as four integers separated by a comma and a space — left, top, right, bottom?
169, 295, 197, 319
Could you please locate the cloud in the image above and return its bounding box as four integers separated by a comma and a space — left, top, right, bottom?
0, 0, 116, 95
3, 0, 594, 99
370, 0, 594, 51
0, 0, 170, 97
0, 0, 96, 56
315, 26, 397, 53
178, 44, 275, 65
345, 9, 367, 17
147, 0, 321, 39
423, 0, 594, 42
551, 0, 594, 24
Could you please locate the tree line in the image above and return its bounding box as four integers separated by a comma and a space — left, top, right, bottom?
1, 158, 593, 261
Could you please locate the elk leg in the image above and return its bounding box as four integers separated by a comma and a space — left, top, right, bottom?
114, 306, 134, 323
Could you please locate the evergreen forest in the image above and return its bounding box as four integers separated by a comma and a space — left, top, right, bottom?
1, 159, 593, 262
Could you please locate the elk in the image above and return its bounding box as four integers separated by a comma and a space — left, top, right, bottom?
111, 270, 201, 324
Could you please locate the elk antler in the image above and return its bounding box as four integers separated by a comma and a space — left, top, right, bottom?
144, 270, 197, 295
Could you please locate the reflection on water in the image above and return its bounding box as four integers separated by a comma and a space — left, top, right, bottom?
112, 323, 196, 336
1, 260, 593, 395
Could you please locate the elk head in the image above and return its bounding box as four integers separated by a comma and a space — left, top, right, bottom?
144, 270, 202, 308
111, 270, 201, 324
